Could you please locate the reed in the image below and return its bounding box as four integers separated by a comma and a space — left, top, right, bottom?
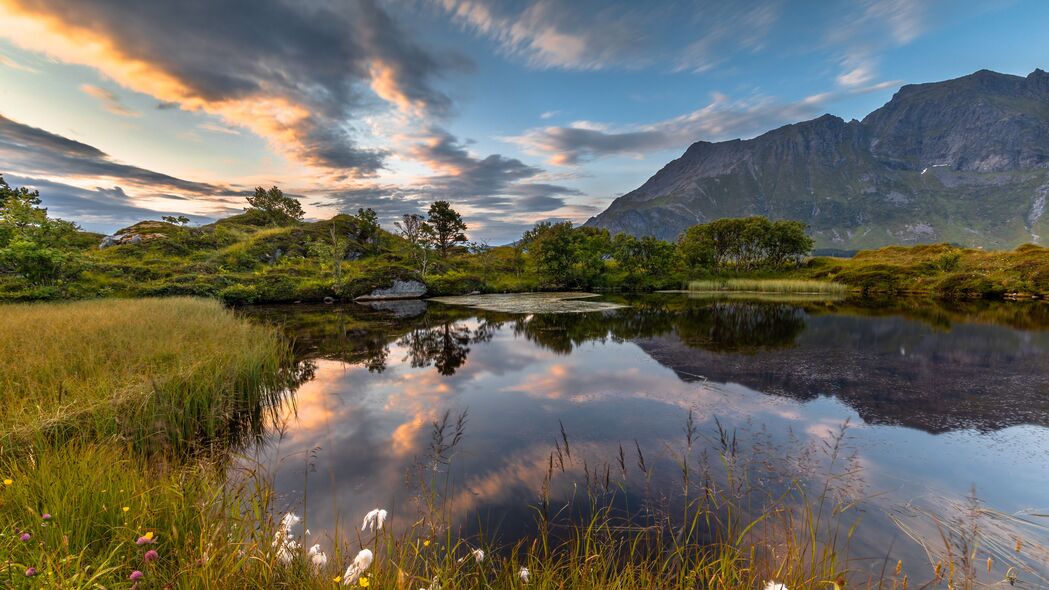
0, 297, 294, 453
689, 278, 848, 296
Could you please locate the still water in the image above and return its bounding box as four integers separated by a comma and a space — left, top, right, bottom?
241, 295, 1049, 580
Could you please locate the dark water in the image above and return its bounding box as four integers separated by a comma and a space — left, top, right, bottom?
241, 295, 1049, 580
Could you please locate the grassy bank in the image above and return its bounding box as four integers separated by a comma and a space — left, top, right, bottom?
803, 243, 1049, 298
0, 298, 296, 587
0, 298, 292, 452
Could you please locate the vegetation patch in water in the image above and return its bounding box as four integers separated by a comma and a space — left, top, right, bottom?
430, 292, 627, 313
686, 278, 848, 296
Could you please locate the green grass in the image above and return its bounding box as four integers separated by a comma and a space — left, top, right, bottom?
0, 298, 293, 452
803, 243, 1049, 297
688, 278, 848, 296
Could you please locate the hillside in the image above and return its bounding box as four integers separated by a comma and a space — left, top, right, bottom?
585, 69, 1049, 250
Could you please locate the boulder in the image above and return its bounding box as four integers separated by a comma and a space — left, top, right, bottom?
98, 232, 168, 249
354, 279, 427, 301
363, 299, 427, 318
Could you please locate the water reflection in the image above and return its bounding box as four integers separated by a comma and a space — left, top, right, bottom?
240, 296, 1049, 579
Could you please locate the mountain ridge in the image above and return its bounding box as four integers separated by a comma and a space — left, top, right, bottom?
585, 69, 1049, 249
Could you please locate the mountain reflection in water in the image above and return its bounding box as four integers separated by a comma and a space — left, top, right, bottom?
239, 295, 1049, 577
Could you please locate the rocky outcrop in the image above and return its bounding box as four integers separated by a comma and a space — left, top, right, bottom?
586, 69, 1049, 250
99, 232, 167, 249
354, 280, 427, 301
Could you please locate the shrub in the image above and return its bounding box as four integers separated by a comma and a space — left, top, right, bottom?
218, 283, 260, 305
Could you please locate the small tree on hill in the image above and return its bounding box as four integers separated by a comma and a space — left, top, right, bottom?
395, 213, 432, 276
350, 207, 381, 255
161, 215, 190, 226
425, 201, 467, 255
247, 186, 303, 225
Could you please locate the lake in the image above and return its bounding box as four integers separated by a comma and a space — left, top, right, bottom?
241, 294, 1049, 583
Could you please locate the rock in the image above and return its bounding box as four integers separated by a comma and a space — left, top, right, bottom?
98, 232, 167, 249
363, 299, 427, 318
354, 279, 427, 301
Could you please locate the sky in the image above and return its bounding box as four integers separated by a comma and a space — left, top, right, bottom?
0, 0, 1048, 243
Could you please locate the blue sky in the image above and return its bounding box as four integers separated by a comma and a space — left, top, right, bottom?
0, 0, 1047, 242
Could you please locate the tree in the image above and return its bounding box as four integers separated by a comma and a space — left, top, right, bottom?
161, 215, 190, 226
676, 224, 716, 272
523, 221, 575, 287
350, 208, 381, 254
246, 186, 303, 225
425, 201, 467, 255
764, 220, 814, 267
676, 216, 814, 272
395, 213, 432, 276
613, 234, 674, 287
0, 175, 82, 285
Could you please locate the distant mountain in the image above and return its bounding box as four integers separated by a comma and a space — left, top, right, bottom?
585, 69, 1049, 250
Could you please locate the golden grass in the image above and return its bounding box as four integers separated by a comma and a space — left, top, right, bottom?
0, 297, 292, 451
688, 278, 848, 296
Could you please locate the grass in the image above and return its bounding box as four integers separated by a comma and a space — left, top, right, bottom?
0, 298, 293, 453
802, 244, 1049, 297
688, 278, 848, 297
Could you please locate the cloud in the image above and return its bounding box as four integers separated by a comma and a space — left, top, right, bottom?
329, 135, 582, 214
0, 174, 224, 232
539, 110, 560, 120
509, 82, 902, 165
434, 0, 779, 72
0, 51, 36, 73
79, 84, 139, 117
320, 129, 585, 244
197, 122, 241, 136
0, 0, 468, 175
0, 115, 226, 194
408, 128, 580, 211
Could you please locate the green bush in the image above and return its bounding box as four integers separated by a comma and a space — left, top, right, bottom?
218, 284, 260, 305
425, 269, 485, 295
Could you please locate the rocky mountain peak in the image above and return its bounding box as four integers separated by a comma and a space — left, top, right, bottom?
585, 69, 1049, 250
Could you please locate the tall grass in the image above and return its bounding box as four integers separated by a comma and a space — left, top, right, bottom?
689, 278, 848, 296
0, 297, 294, 453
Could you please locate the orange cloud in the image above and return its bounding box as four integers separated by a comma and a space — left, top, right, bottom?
0, 2, 387, 176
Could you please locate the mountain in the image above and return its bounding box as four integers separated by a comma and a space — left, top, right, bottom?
585, 69, 1049, 250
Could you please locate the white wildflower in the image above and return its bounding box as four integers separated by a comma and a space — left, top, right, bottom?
765, 582, 789, 590
519, 566, 531, 582
308, 544, 328, 568
361, 508, 388, 532
451, 545, 482, 562
279, 512, 302, 531
272, 512, 302, 564
342, 548, 373, 585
